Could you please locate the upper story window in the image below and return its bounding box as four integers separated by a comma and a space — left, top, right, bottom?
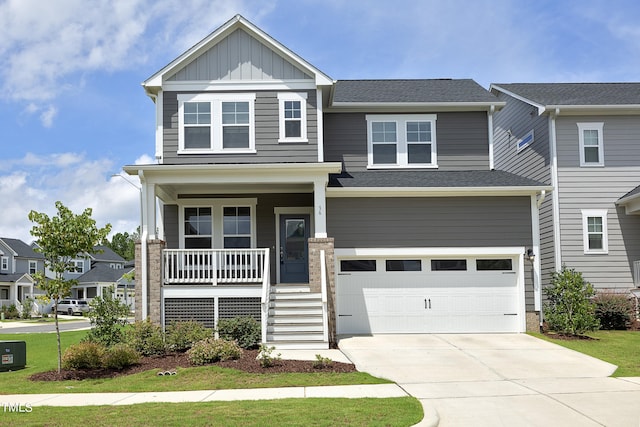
577, 123, 604, 167
366, 114, 437, 168
278, 92, 308, 142
29, 260, 37, 274
178, 93, 256, 154
72, 260, 84, 274
1, 256, 8, 271
582, 209, 608, 254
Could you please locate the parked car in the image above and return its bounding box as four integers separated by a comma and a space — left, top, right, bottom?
57, 299, 90, 316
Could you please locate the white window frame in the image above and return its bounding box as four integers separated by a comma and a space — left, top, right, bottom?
177, 93, 256, 154
178, 198, 257, 249
222, 205, 254, 249
366, 114, 437, 168
72, 260, 84, 274
278, 92, 308, 142
582, 209, 608, 254
577, 122, 604, 167
1, 256, 8, 271
29, 260, 37, 275
182, 206, 214, 249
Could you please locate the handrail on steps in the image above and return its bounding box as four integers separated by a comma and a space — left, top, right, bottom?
320, 249, 329, 343
260, 249, 271, 344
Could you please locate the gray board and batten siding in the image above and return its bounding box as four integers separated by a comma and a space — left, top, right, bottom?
162, 90, 318, 164
166, 28, 313, 82
555, 116, 640, 289
326, 196, 536, 310
323, 111, 490, 172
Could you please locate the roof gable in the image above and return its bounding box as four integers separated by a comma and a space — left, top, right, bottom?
0, 238, 42, 259
144, 15, 332, 92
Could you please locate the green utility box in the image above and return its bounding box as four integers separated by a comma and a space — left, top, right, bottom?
0, 341, 26, 371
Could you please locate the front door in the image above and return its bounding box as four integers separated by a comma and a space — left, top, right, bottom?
279, 214, 310, 283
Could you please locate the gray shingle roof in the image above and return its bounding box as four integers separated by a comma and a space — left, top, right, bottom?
91, 246, 125, 263
494, 83, 640, 106
328, 170, 546, 188
0, 238, 43, 259
332, 79, 499, 104
0, 273, 31, 283
77, 264, 132, 283
619, 184, 640, 201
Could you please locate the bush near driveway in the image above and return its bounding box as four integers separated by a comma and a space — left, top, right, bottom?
594, 292, 634, 330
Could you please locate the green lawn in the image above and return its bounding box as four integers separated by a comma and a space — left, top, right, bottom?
532, 330, 640, 377
0, 331, 423, 426
0, 398, 424, 426
0, 331, 388, 394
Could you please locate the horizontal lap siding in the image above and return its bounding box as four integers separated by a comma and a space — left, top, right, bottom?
323, 112, 490, 172
556, 116, 640, 289
162, 90, 318, 164
327, 197, 532, 248
493, 92, 554, 289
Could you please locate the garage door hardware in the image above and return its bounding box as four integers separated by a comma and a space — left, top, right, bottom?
424, 299, 431, 309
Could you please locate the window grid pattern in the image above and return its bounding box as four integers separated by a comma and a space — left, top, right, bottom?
223, 206, 251, 248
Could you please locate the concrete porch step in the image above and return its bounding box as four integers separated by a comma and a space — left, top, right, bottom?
268, 307, 323, 316
270, 292, 321, 301
266, 332, 325, 342
265, 340, 330, 350
268, 323, 324, 333
271, 283, 311, 293
269, 314, 323, 324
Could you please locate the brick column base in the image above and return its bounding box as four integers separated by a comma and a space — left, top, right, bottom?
526, 311, 541, 332
308, 238, 336, 346
134, 239, 165, 325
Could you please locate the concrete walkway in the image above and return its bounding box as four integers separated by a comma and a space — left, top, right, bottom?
338, 334, 640, 427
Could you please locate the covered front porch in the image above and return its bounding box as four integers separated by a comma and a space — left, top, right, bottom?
0, 273, 35, 315
125, 162, 340, 348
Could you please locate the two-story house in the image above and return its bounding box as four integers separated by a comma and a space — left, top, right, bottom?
125, 15, 549, 349
490, 83, 640, 299
0, 238, 39, 311
71, 246, 131, 304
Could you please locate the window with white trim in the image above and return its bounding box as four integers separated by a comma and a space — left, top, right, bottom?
366, 114, 437, 168
29, 260, 37, 274
72, 260, 84, 274
578, 123, 604, 167
1, 256, 8, 271
582, 209, 608, 253
223, 207, 252, 248
178, 94, 256, 154
278, 92, 307, 142
184, 207, 213, 249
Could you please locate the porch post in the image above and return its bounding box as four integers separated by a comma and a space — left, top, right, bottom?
313, 178, 328, 238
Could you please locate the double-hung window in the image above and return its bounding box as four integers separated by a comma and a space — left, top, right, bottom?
72, 260, 84, 274
366, 114, 437, 168
184, 207, 213, 249
582, 209, 608, 253
29, 260, 37, 275
223, 207, 252, 249
278, 92, 308, 142
1, 256, 8, 271
578, 123, 604, 167
178, 94, 256, 154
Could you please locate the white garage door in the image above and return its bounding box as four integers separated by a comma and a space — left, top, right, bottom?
336, 253, 523, 334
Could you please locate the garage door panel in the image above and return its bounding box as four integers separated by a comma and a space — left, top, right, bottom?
336, 253, 522, 334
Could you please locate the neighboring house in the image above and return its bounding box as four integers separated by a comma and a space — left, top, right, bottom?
69, 246, 129, 301
0, 238, 42, 313
124, 15, 550, 349
73, 264, 135, 310
490, 83, 640, 296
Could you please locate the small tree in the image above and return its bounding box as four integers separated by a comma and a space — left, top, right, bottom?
544, 266, 600, 336
85, 285, 130, 346
29, 201, 111, 372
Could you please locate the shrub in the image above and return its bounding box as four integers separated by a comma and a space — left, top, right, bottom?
312, 354, 333, 369
102, 344, 141, 370
187, 338, 242, 366
165, 320, 212, 352
217, 316, 261, 349
543, 266, 600, 335
594, 292, 634, 330
21, 298, 34, 319
124, 319, 166, 356
62, 342, 105, 370
2, 304, 20, 319
85, 285, 130, 346
258, 344, 281, 368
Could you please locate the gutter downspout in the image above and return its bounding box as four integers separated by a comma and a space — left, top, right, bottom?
549, 109, 562, 271
488, 105, 495, 170
138, 170, 148, 320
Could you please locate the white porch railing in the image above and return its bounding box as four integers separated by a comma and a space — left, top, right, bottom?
260, 251, 271, 344
163, 249, 269, 285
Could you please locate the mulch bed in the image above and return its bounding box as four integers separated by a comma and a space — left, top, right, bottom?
29, 349, 356, 382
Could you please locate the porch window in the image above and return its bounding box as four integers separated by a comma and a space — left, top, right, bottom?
223, 207, 252, 248
184, 207, 212, 249
1, 256, 7, 271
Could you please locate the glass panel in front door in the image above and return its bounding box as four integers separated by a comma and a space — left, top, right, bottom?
285, 219, 306, 260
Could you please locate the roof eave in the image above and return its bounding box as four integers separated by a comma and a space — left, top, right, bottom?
327, 185, 553, 197
328, 101, 506, 112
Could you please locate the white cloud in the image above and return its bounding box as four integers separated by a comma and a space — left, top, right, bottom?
40, 105, 58, 128
0, 152, 152, 244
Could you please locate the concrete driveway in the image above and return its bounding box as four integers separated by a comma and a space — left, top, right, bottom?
338, 334, 640, 427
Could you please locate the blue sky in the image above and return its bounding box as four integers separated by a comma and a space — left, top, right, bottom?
2, 0, 640, 243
